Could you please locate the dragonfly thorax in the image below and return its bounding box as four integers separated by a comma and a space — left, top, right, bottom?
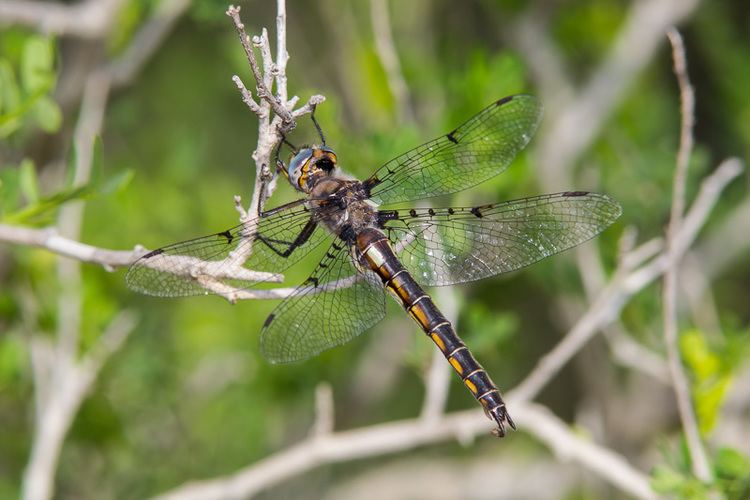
309, 178, 380, 238
287, 146, 338, 193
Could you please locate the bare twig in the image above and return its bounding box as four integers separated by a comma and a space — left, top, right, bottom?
226, 6, 292, 127
223, 3, 324, 279
662, 28, 711, 481
153, 401, 654, 500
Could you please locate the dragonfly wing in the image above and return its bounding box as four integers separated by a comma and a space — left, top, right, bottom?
383, 192, 622, 287
126, 204, 329, 297
260, 240, 387, 364
364, 95, 542, 205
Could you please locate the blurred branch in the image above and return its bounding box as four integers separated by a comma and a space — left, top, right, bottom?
153, 401, 654, 500
312, 383, 335, 437
108, 0, 191, 88
511, 157, 744, 403
23, 61, 115, 500
530, 0, 701, 189
370, 0, 414, 123
661, 29, 711, 482
22, 311, 138, 500
604, 326, 670, 384
16, 3, 188, 499
0, 0, 126, 38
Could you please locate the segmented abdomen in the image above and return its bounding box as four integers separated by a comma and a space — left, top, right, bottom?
354, 227, 514, 436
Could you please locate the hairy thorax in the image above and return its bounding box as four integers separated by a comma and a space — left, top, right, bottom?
309, 177, 379, 237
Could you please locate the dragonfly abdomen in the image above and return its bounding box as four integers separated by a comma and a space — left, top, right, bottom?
354, 228, 514, 436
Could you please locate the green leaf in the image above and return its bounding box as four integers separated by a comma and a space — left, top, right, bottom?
681, 329, 720, 380
0, 59, 22, 136
98, 169, 135, 195
714, 448, 750, 500
715, 448, 750, 480
680, 329, 734, 435
31, 95, 62, 133
20, 36, 55, 94
0, 59, 21, 114
18, 158, 39, 203
1, 184, 93, 225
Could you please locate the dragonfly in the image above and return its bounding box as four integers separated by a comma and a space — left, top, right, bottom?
126, 95, 621, 437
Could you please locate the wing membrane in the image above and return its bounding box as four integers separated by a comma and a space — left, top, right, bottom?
260, 240, 386, 364
126, 204, 330, 297
365, 95, 542, 205
383, 192, 621, 287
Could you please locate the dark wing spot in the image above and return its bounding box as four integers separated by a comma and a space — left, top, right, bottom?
496, 95, 514, 106
363, 177, 381, 194
331, 242, 343, 251
446, 130, 459, 144
409, 209, 417, 217
306, 277, 320, 287
263, 314, 275, 328
428, 208, 435, 216
562, 191, 590, 197
143, 248, 164, 258
218, 230, 234, 244
377, 210, 400, 227
471, 207, 484, 218
448, 208, 455, 215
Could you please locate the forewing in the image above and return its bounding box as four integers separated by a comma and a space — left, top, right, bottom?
126, 204, 329, 297
383, 192, 622, 287
260, 240, 386, 364
365, 95, 542, 205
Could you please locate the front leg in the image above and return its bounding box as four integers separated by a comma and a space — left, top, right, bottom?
256, 218, 318, 258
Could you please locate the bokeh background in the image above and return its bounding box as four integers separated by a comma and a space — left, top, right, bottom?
1, 0, 749, 499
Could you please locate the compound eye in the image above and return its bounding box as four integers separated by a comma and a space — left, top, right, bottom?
287, 148, 313, 189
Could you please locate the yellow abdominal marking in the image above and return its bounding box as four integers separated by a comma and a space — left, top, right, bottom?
464, 379, 478, 394
448, 357, 463, 374
408, 303, 430, 329
430, 332, 446, 352
365, 245, 387, 268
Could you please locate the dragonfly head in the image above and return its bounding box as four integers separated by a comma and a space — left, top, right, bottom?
286, 146, 338, 193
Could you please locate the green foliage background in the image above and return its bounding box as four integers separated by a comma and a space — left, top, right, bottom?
1, 0, 749, 498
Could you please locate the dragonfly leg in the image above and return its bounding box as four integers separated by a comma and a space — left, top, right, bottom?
310, 104, 326, 146
255, 218, 317, 258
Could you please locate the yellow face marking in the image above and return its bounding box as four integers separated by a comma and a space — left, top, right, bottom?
448, 357, 463, 374
430, 332, 446, 352
298, 162, 310, 190
464, 379, 478, 394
